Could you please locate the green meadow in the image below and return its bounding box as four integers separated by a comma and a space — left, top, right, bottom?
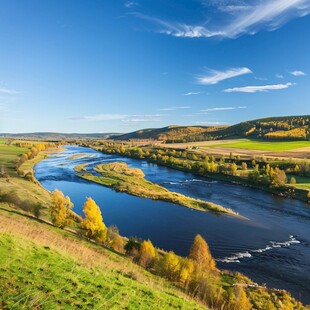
212, 139, 310, 151
0, 141, 28, 175
288, 175, 310, 190
0, 211, 204, 310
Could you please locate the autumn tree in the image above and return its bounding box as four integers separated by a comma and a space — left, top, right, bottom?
124, 237, 141, 262
50, 189, 73, 228
242, 162, 248, 171
290, 177, 296, 186
189, 234, 216, 271
178, 257, 194, 287
156, 251, 180, 281
82, 197, 107, 242
139, 239, 156, 268
232, 286, 252, 310
112, 235, 125, 253
270, 167, 287, 187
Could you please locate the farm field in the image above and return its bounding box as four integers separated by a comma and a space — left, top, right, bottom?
210, 140, 310, 152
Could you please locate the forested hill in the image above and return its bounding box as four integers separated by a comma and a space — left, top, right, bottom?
110, 115, 310, 142
109, 125, 227, 143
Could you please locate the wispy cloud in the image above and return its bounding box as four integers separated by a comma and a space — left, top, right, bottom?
275, 74, 284, 78
124, 1, 139, 9
0, 88, 20, 95
183, 92, 202, 96
200, 106, 247, 111
69, 113, 165, 122
159, 106, 191, 111
290, 70, 306, 76
133, 0, 310, 39
224, 82, 294, 93
197, 67, 252, 85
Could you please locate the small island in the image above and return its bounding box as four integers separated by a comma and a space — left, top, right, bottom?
74, 162, 237, 216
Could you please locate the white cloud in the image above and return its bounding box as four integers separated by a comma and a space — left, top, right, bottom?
224, 82, 294, 93
159, 106, 191, 111
0, 88, 20, 95
124, 1, 139, 9
201, 106, 247, 111
183, 92, 202, 96
197, 67, 252, 85
134, 0, 310, 39
290, 70, 306, 76
276, 74, 284, 78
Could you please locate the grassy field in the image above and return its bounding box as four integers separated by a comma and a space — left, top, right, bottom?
75, 162, 236, 215
211, 140, 310, 152
288, 175, 310, 190
0, 207, 205, 310
0, 143, 28, 175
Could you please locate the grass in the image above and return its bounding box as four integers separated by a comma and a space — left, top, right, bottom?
0, 139, 62, 220
0, 207, 205, 310
0, 144, 28, 175
75, 162, 236, 216
211, 139, 310, 151
287, 175, 310, 190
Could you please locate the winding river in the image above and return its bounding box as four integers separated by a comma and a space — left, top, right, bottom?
35, 145, 310, 303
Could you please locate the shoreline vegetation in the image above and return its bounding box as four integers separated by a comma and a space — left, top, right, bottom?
83, 141, 310, 205
74, 162, 239, 217
0, 139, 306, 308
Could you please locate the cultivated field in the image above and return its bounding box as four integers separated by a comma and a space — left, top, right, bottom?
163, 139, 310, 160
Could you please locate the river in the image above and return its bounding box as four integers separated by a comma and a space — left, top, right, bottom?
34, 145, 310, 303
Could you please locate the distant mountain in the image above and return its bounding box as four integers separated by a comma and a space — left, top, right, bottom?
0, 132, 121, 141
110, 115, 310, 142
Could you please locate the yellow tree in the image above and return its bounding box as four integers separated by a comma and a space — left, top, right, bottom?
232, 286, 252, 310
112, 235, 125, 253
189, 234, 216, 271
158, 251, 180, 281
50, 189, 73, 228
139, 239, 156, 268
82, 197, 107, 242
178, 258, 194, 287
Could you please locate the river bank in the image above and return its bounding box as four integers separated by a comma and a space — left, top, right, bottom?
92, 146, 310, 205
74, 162, 239, 216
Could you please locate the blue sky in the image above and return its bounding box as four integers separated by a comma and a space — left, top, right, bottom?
0, 0, 309, 133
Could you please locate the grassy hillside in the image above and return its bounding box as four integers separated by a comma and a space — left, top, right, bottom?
110, 115, 310, 142
0, 207, 205, 309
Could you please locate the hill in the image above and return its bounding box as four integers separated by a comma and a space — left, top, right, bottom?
110, 115, 310, 142
0, 207, 206, 309
0, 132, 121, 141
109, 125, 227, 143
